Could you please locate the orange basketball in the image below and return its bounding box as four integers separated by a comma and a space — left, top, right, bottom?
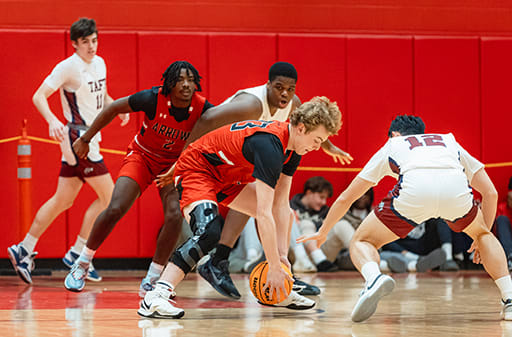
249, 261, 293, 304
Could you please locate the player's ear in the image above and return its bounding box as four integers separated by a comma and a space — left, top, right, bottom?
391, 131, 401, 138
298, 122, 307, 134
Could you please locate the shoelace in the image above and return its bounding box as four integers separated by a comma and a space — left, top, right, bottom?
156, 286, 176, 300
71, 265, 87, 280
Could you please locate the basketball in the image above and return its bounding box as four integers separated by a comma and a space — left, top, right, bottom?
249, 261, 293, 304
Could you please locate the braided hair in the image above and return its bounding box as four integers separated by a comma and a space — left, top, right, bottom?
161, 61, 202, 96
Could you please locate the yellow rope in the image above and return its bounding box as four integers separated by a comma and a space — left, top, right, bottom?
25, 136, 127, 155
297, 166, 362, 172
485, 162, 512, 168
0, 136, 21, 144
0, 134, 511, 169
26, 136, 59, 145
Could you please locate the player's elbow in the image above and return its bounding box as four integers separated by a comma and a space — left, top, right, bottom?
483, 186, 498, 203
335, 192, 353, 208
32, 92, 41, 107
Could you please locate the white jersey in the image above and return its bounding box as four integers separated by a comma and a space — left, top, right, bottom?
222, 84, 292, 122
44, 53, 107, 162
358, 133, 484, 184
359, 133, 484, 224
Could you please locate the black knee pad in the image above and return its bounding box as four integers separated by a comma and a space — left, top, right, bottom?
171, 202, 224, 274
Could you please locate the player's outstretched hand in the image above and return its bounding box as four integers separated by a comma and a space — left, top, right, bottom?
296, 231, 327, 249
322, 144, 353, 165
156, 163, 176, 188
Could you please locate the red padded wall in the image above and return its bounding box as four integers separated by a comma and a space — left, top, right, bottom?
346, 35, 414, 203
208, 33, 277, 104
3, 1, 512, 36
0, 30, 67, 258
481, 38, 512, 201
414, 37, 481, 155
278, 34, 349, 200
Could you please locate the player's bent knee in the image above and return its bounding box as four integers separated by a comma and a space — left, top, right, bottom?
102, 205, 125, 223
163, 208, 182, 226
170, 203, 224, 274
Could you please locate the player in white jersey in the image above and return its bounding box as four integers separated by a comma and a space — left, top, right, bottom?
7, 18, 129, 284
153, 62, 352, 305
298, 115, 512, 322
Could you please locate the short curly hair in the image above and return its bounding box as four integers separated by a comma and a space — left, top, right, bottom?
388, 115, 425, 137
289, 96, 342, 135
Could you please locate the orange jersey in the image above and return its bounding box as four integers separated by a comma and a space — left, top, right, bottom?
175, 120, 298, 189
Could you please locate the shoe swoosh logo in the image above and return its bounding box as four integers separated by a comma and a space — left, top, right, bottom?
210, 268, 222, 284
367, 274, 384, 290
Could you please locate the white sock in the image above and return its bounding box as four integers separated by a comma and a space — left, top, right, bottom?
71, 236, 87, 254
454, 252, 464, 261
78, 246, 96, 264
442, 243, 453, 261
247, 248, 260, 260
495, 275, 512, 301
380, 260, 390, 272
404, 251, 419, 261
147, 262, 164, 278
293, 244, 309, 261
360, 261, 381, 283
408, 261, 417, 272
21, 233, 38, 254
156, 280, 174, 290
310, 248, 328, 265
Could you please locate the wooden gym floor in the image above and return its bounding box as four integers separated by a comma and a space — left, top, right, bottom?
1, 270, 511, 337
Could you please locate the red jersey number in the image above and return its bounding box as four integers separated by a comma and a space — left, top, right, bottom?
404, 135, 446, 150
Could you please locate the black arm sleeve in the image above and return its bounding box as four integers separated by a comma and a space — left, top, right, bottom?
242, 133, 286, 188
128, 86, 159, 120
282, 151, 302, 176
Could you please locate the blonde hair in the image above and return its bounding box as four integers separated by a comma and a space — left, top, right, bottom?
289, 96, 341, 135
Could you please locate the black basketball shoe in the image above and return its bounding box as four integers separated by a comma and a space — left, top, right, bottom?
292, 276, 321, 296
198, 258, 241, 299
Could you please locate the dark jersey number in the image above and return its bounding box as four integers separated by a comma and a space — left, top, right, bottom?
230, 120, 273, 131
96, 93, 103, 110
163, 140, 175, 150
404, 134, 446, 150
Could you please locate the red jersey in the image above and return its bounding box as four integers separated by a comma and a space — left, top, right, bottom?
128, 89, 207, 164
175, 120, 298, 188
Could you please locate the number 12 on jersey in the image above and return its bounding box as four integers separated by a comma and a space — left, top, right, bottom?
404, 135, 446, 150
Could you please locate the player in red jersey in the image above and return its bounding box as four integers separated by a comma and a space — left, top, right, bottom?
138, 96, 342, 319
64, 61, 213, 293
